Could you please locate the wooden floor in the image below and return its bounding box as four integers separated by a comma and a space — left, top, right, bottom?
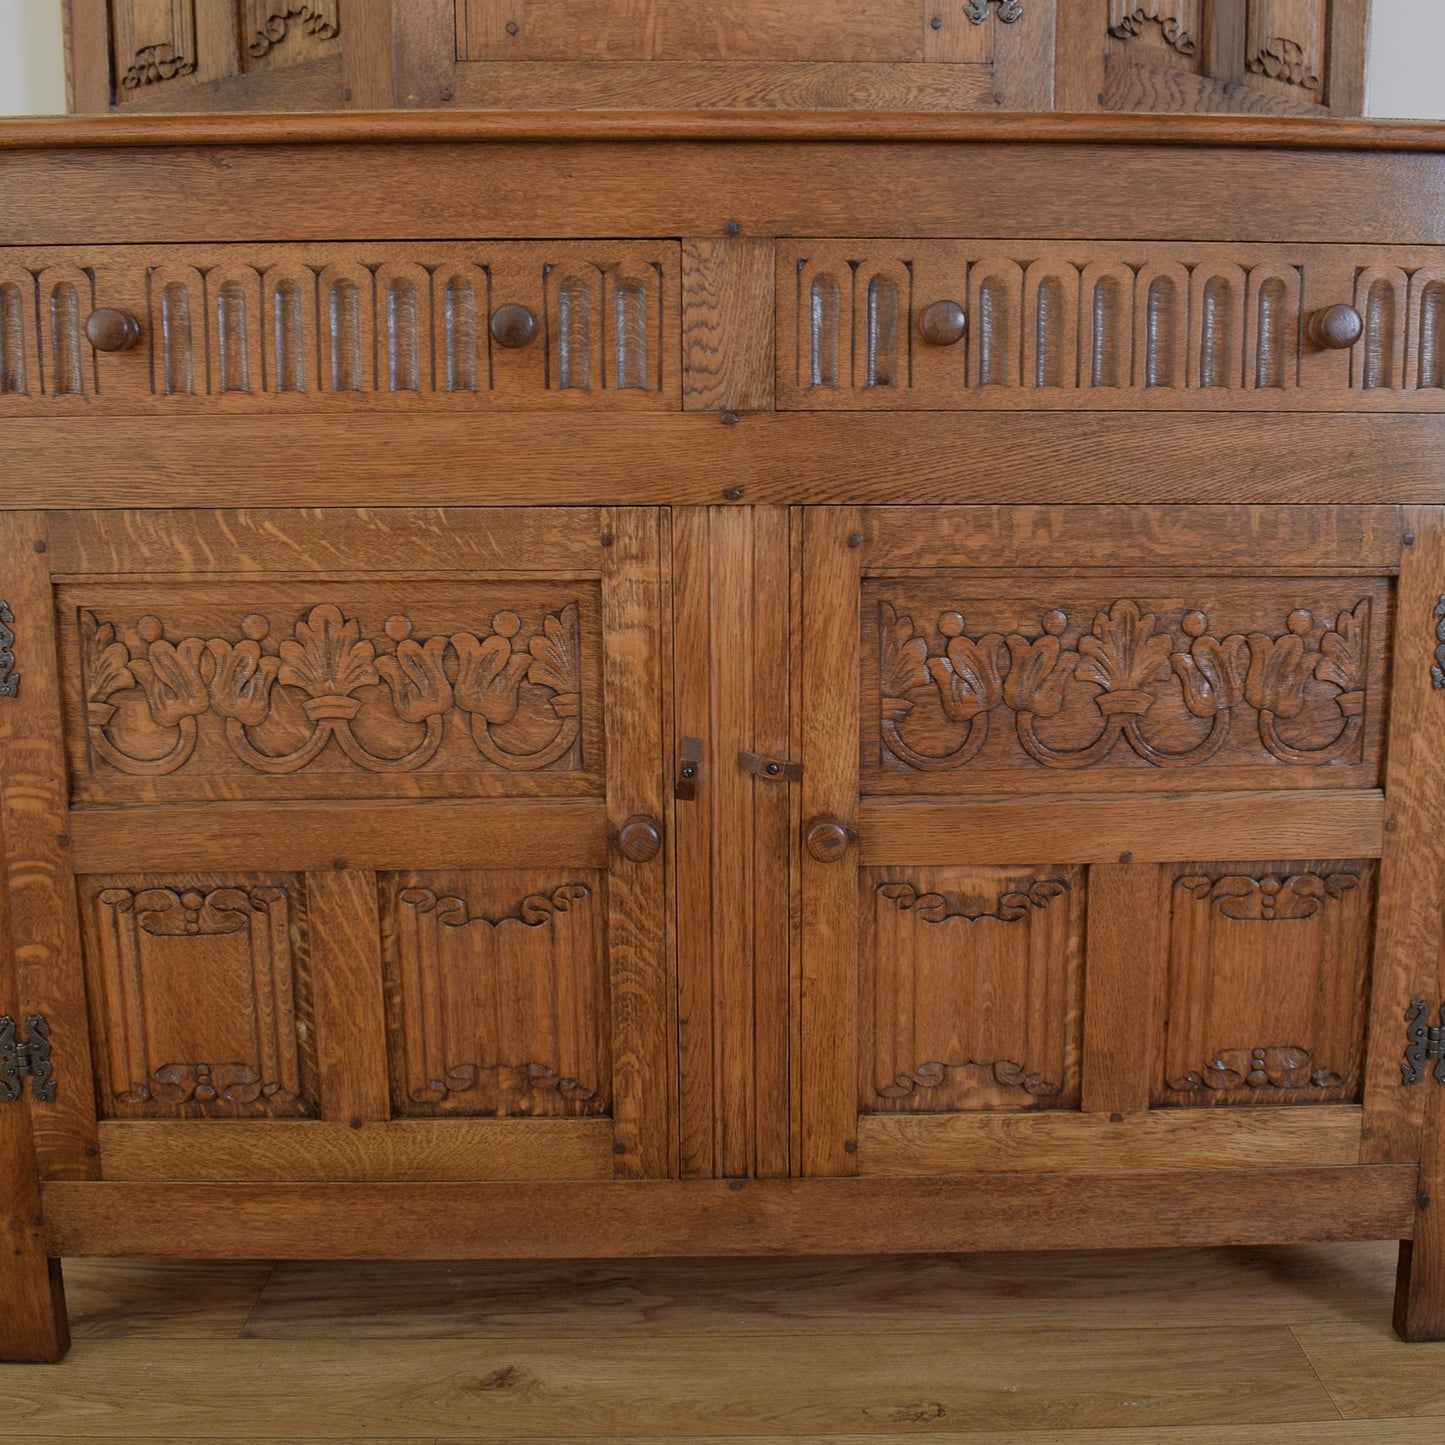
5, 1242, 1445, 1440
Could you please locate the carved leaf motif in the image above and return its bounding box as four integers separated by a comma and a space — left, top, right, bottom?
82, 610, 137, 704
128, 633, 209, 727
1245, 618, 1314, 718
248, 1, 341, 58
206, 638, 281, 725
927, 624, 1006, 723
1002, 630, 1075, 718
879, 603, 931, 720
151, 1061, 264, 1105
878, 877, 1069, 924
879, 1059, 1062, 1099
527, 602, 582, 713
1316, 602, 1368, 700
1176, 871, 1359, 921
1075, 600, 1173, 705
1168, 1046, 1343, 1093
376, 635, 453, 724
1171, 629, 1248, 717
451, 631, 533, 725
277, 605, 379, 698
1107, 0, 1199, 55
398, 883, 593, 930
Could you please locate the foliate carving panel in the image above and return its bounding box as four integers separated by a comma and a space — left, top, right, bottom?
61, 584, 604, 801
861, 866, 1083, 1114
1246, 0, 1326, 93
1108, 1, 1201, 58
1154, 859, 1374, 1107
246, 1, 340, 58
79, 873, 316, 1119
863, 577, 1389, 795
380, 870, 611, 1119
112, 0, 199, 92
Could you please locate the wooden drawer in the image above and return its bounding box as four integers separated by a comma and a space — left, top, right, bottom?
0, 242, 681, 413
778, 240, 1445, 410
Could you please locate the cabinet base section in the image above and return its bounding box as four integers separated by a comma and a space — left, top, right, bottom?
43, 1166, 1416, 1261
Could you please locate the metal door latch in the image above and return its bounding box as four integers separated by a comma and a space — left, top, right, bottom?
1403, 1000, 1445, 1085
739, 751, 802, 783
675, 737, 702, 800
0, 1015, 55, 1103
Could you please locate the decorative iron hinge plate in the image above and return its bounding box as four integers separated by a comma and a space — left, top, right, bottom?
965, 0, 1024, 22
0, 600, 17, 699
739, 750, 803, 783
1432, 597, 1445, 690
0, 1015, 56, 1103
1403, 1000, 1445, 1086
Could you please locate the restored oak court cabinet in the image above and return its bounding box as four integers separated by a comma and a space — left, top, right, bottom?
3, 111, 1445, 1361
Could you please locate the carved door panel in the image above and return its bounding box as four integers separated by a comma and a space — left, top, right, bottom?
20, 506, 670, 1184
779, 241, 1445, 413
799, 503, 1425, 1179
394, 0, 1056, 111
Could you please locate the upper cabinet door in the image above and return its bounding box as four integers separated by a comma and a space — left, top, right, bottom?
797, 503, 1431, 1183
779, 242, 1445, 413
4, 506, 672, 1187
397, 0, 1056, 111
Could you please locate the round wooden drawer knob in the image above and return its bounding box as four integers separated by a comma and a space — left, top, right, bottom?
919, 300, 968, 347
490, 302, 538, 349
805, 815, 858, 864
617, 814, 663, 864
84, 308, 142, 352
1308, 304, 1364, 350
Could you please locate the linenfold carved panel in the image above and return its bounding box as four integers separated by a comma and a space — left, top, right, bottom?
246, 1, 340, 58
1108, 1, 1201, 56
1246, 0, 1325, 92
112, 0, 199, 91
381, 870, 611, 1118
1155, 859, 1374, 1106
79, 873, 316, 1119
863, 578, 1390, 795
61, 584, 604, 802
861, 866, 1083, 1113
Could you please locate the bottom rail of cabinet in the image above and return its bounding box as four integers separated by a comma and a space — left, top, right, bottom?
41, 1166, 1417, 1260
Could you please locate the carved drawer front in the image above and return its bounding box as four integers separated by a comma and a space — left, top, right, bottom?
381, 869, 611, 1120
779, 240, 1445, 410
861, 865, 1083, 1115
59, 582, 603, 803
866, 576, 1389, 796
0, 242, 680, 412
78, 872, 317, 1121
1154, 857, 1375, 1108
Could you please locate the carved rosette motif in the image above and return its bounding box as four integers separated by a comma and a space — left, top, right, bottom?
879, 598, 1369, 773
80, 602, 583, 777
1107, 0, 1200, 55
247, 1, 341, 58
89, 884, 309, 1112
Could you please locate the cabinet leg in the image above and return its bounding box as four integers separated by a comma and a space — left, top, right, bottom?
0, 1226, 69, 1363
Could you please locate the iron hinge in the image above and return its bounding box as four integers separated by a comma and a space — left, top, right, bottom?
1403, 1000, 1445, 1086
0, 1015, 56, 1104
739, 750, 803, 783
0, 600, 17, 699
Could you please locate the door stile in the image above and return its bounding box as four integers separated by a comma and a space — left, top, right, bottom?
673, 505, 791, 1179
601, 506, 674, 1178
0, 513, 98, 1181
800, 506, 862, 1176
1364, 508, 1445, 1168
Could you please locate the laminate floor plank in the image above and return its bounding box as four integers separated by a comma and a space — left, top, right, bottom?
63, 1260, 274, 1339
1294, 1320, 1445, 1418
0, 1326, 1334, 1436
241, 1244, 1397, 1338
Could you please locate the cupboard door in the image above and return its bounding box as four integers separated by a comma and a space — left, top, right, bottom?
27, 506, 671, 1183
799, 504, 1422, 1178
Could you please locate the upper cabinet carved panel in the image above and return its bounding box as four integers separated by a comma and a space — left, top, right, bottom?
779, 242, 1445, 412
0, 243, 680, 412
59, 583, 605, 802
862, 576, 1391, 795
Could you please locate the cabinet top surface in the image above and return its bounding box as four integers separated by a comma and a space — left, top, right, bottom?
4, 109, 1445, 154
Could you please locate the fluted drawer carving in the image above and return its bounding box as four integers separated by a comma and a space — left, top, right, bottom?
59, 583, 605, 802
864, 576, 1390, 795
780, 241, 1445, 410
0, 243, 679, 411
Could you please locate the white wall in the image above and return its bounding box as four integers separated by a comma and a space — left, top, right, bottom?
0, 0, 1439, 117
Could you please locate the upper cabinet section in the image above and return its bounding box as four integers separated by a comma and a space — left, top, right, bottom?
64, 0, 1370, 116
779, 241, 1445, 412
0, 243, 681, 413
